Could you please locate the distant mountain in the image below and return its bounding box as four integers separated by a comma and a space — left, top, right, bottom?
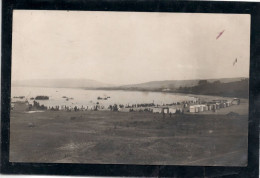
12, 77, 248, 93
117, 77, 247, 90
12, 79, 112, 88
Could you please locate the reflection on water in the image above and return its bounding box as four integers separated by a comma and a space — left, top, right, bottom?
11, 86, 197, 108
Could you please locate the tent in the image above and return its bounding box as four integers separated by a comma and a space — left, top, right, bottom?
152, 108, 161, 113
189, 106, 196, 113
169, 108, 177, 114
195, 105, 200, 113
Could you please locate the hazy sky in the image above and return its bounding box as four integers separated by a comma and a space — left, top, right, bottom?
12, 10, 250, 85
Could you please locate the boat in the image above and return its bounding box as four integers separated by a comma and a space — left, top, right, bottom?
35, 96, 49, 100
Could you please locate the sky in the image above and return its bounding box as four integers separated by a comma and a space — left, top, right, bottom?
12, 10, 250, 85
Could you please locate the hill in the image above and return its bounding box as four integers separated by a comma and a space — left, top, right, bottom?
175, 78, 249, 98
97, 77, 249, 98
117, 77, 247, 90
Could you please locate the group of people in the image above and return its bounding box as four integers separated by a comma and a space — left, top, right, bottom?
128, 108, 154, 112
28, 99, 199, 114
49, 105, 100, 112
28, 100, 48, 110
124, 103, 156, 108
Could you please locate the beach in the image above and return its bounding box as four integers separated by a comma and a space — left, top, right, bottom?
10, 98, 248, 166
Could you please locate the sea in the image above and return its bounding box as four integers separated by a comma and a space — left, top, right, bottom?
11, 86, 198, 108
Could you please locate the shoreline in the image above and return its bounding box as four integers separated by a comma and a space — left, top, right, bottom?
11, 86, 249, 116
85, 88, 248, 99
12, 97, 248, 116
11, 85, 248, 99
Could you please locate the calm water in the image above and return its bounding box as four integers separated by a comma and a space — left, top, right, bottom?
11, 86, 197, 108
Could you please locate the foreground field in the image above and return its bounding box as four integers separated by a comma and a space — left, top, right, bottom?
10, 104, 248, 166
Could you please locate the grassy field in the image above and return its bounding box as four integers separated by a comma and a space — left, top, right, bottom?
10, 102, 248, 166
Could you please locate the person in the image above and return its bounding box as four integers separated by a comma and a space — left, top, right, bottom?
169, 112, 172, 118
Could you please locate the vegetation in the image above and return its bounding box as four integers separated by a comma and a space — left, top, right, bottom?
95, 79, 249, 98
176, 78, 249, 98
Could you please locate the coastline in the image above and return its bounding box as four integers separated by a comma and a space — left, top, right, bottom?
10, 89, 249, 165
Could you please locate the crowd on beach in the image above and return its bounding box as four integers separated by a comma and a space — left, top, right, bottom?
25, 99, 196, 114
23, 99, 193, 112
12, 96, 239, 115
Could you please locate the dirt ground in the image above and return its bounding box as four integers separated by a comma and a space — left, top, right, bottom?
10, 102, 248, 166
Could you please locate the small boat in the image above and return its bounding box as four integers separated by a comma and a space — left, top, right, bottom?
13, 96, 25, 99
35, 96, 49, 100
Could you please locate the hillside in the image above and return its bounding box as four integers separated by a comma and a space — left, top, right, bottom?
97, 77, 249, 98
175, 78, 249, 98
117, 77, 246, 90
12, 79, 112, 88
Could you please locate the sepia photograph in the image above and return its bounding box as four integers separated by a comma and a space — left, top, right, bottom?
10, 10, 250, 166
